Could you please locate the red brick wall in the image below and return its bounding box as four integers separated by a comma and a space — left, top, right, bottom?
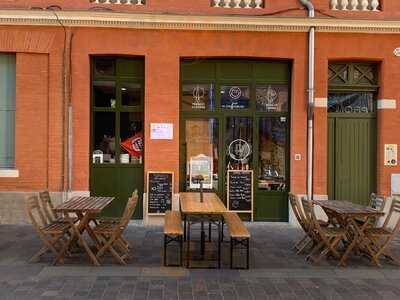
1, 0, 399, 19
0, 26, 399, 198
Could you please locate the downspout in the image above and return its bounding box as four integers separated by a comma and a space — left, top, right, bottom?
298, 0, 315, 201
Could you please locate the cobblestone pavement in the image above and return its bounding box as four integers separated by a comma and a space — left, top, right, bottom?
1, 223, 400, 299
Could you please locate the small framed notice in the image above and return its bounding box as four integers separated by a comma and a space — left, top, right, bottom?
227, 170, 254, 221
150, 123, 173, 140
147, 171, 174, 215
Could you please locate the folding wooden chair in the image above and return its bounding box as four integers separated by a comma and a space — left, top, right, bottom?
364, 197, 400, 267
25, 195, 72, 262
302, 199, 346, 263
289, 193, 311, 253
93, 191, 138, 264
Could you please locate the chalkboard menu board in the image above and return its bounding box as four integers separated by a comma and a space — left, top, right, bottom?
147, 172, 174, 215
227, 170, 253, 213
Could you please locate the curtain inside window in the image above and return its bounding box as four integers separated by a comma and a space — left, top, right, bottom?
0, 54, 16, 168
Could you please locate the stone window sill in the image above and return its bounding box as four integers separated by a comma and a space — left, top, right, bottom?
0, 169, 19, 178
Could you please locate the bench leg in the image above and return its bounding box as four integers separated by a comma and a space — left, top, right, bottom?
230, 237, 233, 269
246, 238, 250, 270
180, 235, 183, 267
163, 235, 167, 267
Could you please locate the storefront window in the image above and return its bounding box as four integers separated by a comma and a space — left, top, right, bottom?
93, 112, 116, 164
121, 83, 142, 107
93, 81, 116, 108
182, 84, 214, 111
328, 92, 375, 113
256, 84, 289, 112
221, 85, 250, 109
120, 112, 143, 164
94, 57, 115, 76
226, 117, 253, 170
258, 117, 287, 191
185, 119, 219, 191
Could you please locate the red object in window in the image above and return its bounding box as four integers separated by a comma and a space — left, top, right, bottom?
120, 133, 143, 157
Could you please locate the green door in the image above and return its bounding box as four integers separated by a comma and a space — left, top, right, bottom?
327, 62, 378, 205
328, 117, 376, 205
90, 57, 144, 218
180, 60, 291, 221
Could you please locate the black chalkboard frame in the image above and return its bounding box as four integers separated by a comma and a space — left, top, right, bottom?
146, 171, 174, 216
227, 170, 254, 221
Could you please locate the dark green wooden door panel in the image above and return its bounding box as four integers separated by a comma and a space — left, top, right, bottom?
328, 118, 335, 200
254, 192, 288, 221
331, 118, 376, 205
91, 167, 143, 218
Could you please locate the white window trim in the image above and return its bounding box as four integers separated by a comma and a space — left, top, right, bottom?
0, 169, 19, 178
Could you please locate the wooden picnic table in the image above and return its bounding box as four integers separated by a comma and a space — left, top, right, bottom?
314, 200, 384, 266
180, 192, 227, 268
53, 196, 114, 266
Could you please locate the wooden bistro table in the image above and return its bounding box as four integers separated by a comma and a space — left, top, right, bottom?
180, 192, 227, 268
53, 196, 114, 266
314, 200, 384, 266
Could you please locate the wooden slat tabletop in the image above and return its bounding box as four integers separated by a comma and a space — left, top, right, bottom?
180, 192, 227, 215
54, 196, 114, 214
314, 200, 384, 217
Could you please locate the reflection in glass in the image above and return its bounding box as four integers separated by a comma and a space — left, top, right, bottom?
120, 112, 143, 164
185, 119, 218, 191
93, 112, 116, 164
256, 84, 289, 112
258, 117, 287, 191
94, 58, 115, 76
328, 92, 375, 113
182, 84, 214, 111
221, 85, 250, 109
225, 117, 253, 170
121, 83, 142, 107
93, 81, 116, 108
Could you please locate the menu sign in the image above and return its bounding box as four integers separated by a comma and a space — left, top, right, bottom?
147, 172, 173, 215
227, 170, 253, 213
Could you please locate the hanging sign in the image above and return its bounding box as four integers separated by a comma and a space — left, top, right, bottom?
147, 171, 174, 215
227, 170, 253, 219
150, 123, 173, 140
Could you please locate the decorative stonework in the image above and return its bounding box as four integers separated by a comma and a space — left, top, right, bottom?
0, 10, 399, 33
90, 0, 145, 5
212, 0, 264, 9
330, 0, 380, 11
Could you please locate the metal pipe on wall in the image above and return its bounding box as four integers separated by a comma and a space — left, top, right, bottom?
298, 0, 315, 201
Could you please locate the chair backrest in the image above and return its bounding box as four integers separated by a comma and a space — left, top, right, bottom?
383, 197, 400, 233
370, 193, 386, 212
25, 195, 48, 230
39, 190, 58, 223
289, 193, 307, 231
119, 190, 139, 230
301, 197, 314, 231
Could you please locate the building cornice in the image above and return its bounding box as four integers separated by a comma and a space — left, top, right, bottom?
0, 10, 400, 33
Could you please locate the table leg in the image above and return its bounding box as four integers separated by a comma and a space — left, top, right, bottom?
200, 220, 205, 257
218, 218, 221, 269
183, 215, 187, 242
186, 220, 191, 268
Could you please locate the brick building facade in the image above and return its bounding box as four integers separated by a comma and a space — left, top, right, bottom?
0, 0, 399, 223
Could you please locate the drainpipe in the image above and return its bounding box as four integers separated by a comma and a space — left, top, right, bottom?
298, 0, 315, 201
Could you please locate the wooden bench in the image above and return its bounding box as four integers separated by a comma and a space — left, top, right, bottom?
164, 210, 184, 266
223, 212, 251, 269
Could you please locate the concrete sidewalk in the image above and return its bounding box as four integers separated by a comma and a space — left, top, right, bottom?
1, 223, 400, 299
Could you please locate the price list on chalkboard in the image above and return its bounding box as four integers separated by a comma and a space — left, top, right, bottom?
227, 170, 253, 213
147, 172, 173, 215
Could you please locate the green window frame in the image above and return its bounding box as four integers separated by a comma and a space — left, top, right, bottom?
0, 54, 16, 169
